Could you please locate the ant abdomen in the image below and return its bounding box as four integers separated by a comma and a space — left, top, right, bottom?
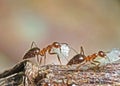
67, 54, 85, 65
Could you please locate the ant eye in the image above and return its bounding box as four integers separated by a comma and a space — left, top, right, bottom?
98, 51, 106, 57
53, 42, 60, 48
55, 44, 60, 48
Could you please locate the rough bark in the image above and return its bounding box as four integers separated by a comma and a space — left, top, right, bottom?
0, 60, 120, 86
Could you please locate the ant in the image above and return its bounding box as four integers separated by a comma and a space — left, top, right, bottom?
67, 46, 106, 70
23, 42, 70, 65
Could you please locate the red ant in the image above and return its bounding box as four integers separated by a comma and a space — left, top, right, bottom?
67, 46, 106, 69
23, 42, 70, 65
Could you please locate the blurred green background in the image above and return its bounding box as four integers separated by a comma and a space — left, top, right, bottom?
0, 0, 120, 72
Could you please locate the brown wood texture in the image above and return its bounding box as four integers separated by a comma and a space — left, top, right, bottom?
0, 60, 120, 86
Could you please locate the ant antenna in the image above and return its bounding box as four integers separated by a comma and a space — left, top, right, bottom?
68, 45, 78, 54
60, 43, 78, 54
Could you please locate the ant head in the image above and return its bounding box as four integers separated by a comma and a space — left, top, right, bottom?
52, 42, 61, 48
98, 51, 106, 57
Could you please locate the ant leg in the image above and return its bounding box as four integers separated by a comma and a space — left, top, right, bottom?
36, 55, 40, 65
92, 59, 101, 68
90, 60, 101, 71
89, 62, 97, 72
93, 61, 100, 67
48, 50, 62, 65
57, 55, 62, 65
44, 54, 46, 65
39, 57, 42, 65
31, 41, 37, 48
76, 61, 86, 70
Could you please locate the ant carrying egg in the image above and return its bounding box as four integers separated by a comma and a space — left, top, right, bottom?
23, 42, 76, 65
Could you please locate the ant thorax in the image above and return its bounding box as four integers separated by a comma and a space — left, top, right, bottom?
50, 43, 70, 58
